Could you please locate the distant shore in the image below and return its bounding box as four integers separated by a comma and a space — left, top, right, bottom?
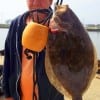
0, 24, 100, 32
0, 24, 9, 29
86, 28, 100, 32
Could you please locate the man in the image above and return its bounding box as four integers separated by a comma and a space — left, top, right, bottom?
3, 0, 64, 100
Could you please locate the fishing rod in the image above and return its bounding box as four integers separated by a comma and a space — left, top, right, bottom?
56, 0, 63, 5
54, 0, 63, 11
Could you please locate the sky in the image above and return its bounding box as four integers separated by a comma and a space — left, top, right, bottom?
0, 0, 100, 24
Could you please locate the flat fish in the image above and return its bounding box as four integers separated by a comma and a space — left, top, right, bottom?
45, 5, 98, 100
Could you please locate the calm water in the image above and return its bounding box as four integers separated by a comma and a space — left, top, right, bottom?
0, 28, 100, 59
0, 29, 8, 50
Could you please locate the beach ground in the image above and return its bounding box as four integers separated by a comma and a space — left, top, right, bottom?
83, 74, 100, 100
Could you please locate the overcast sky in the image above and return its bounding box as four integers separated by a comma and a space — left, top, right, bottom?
0, 0, 100, 24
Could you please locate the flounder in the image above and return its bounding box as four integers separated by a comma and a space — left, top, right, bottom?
45, 5, 98, 100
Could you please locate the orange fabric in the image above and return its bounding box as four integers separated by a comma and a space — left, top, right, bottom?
22, 22, 48, 52
20, 47, 39, 100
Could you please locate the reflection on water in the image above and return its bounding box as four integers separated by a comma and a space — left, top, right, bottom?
0, 29, 100, 59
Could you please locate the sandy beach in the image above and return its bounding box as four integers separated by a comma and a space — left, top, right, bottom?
0, 56, 4, 66
83, 74, 100, 100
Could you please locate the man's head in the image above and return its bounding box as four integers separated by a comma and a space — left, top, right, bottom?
27, 0, 53, 10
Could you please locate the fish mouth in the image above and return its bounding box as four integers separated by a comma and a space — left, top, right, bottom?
50, 27, 59, 33
49, 21, 60, 33
49, 17, 67, 33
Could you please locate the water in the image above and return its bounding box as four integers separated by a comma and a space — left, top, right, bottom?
0, 28, 100, 59
0, 28, 8, 50
88, 31, 100, 60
